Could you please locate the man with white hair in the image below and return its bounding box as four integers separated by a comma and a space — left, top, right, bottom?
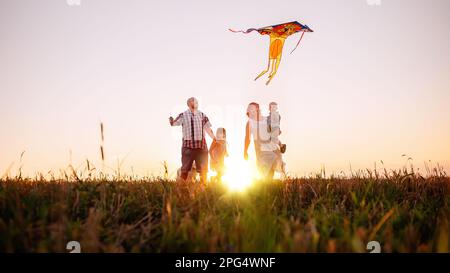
169, 97, 215, 183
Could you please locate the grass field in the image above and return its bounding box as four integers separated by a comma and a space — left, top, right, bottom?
0, 169, 449, 253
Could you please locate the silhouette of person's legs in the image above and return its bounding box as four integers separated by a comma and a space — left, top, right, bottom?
194, 148, 209, 184
181, 147, 194, 180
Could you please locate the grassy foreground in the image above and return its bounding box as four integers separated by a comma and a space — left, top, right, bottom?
0, 174, 449, 253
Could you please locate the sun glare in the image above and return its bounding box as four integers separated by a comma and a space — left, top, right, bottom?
206, 125, 262, 191
220, 155, 260, 192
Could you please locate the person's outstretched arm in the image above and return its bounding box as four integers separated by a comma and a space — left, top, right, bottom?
169, 113, 183, 126
244, 121, 250, 160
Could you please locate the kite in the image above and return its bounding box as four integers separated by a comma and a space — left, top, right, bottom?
230, 21, 313, 85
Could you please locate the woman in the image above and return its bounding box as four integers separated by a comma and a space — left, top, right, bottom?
243, 102, 282, 180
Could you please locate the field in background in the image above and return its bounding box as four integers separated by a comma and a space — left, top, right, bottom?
0, 170, 449, 253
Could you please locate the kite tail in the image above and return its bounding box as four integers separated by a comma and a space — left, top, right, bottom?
228, 28, 258, 34
290, 31, 305, 54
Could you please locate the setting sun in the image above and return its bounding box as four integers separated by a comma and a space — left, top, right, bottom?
221, 155, 260, 192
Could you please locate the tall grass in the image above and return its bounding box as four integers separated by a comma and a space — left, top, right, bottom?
0, 169, 448, 253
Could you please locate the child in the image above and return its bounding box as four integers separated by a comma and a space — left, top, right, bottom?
209, 128, 228, 181
267, 102, 286, 153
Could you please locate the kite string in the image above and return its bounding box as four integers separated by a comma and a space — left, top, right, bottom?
290, 31, 305, 54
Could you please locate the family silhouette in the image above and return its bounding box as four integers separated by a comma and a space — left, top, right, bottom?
170, 97, 286, 183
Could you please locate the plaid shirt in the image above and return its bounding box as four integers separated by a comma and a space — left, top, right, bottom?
171, 110, 211, 149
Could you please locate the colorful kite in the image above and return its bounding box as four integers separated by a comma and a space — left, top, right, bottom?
230, 21, 313, 85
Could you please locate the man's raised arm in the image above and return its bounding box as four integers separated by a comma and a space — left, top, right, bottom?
169, 113, 183, 126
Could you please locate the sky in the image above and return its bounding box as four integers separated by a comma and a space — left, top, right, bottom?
0, 0, 449, 178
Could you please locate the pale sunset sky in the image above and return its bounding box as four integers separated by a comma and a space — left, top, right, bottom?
1, 0, 449, 178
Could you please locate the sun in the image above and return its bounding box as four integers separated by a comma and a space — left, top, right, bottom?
206, 126, 261, 191
220, 155, 260, 192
